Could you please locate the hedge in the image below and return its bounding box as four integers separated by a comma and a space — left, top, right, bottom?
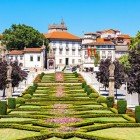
0, 100, 7, 115
135, 106, 140, 123
97, 96, 106, 103
89, 93, 99, 98
16, 97, 25, 105
8, 98, 16, 109
106, 96, 114, 108
23, 94, 32, 99
117, 100, 127, 114
81, 82, 86, 88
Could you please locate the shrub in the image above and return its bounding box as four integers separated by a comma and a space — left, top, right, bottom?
16, 97, 25, 105
117, 99, 127, 114
84, 85, 89, 93
87, 88, 92, 95
97, 96, 106, 103
135, 106, 140, 123
0, 100, 7, 115
23, 94, 32, 99
106, 96, 114, 108
89, 93, 99, 98
82, 82, 86, 88
8, 98, 16, 109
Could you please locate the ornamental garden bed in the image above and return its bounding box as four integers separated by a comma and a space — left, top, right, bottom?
0, 73, 139, 140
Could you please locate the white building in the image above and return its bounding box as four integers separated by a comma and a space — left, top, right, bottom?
7, 47, 45, 71
81, 38, 115, 71
44, 21, 82, 70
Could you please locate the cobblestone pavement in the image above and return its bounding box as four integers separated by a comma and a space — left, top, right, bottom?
80, 72, 139, 108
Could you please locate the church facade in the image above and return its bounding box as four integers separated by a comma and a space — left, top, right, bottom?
44, 21, 82, 70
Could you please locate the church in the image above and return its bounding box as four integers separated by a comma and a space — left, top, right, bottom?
44, 20, 82, 70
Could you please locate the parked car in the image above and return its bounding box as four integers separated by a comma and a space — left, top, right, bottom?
21, 68, 30, 73
72, 66, 77, 72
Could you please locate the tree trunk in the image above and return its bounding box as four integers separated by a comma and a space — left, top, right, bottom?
2, 89, 6, 97
138, 94, 140, 105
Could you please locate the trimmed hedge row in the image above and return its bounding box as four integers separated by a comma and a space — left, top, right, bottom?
84, 123, 140, 132
117, 100, 127, 114
0, 100, 7, 115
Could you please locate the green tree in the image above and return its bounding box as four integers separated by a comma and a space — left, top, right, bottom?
127, 44, 140, 105
2, 24, 48, 50
119, 54, 130, 72
129, 31, 140, 50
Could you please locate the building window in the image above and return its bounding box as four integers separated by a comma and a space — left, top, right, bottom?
72, 50, 75, 55
78, 59, 81, 63
59, 59, 62, 64
102, 51, 106, 59
66, 42, 69, 47
10, 56, 13, 60
66, 49, 69, 55
15, 56, 18, 60
59, 41, 62, 45
53, 49, 55, 54
72, 42, 75, 46
78, 50, 81, 55
108, 51, 112, 58
20, 56, 23, 60
30, 56, 33, 61
37, 56, 40, 61
72, 59, 75, 64
59, 50, 62, 55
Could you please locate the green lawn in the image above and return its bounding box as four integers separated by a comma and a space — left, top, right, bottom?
0, 118, 36, 122
86, 117, 127, 122
87, 128, 140, 140
48, 137, 86, 140
0, 128, 40, 140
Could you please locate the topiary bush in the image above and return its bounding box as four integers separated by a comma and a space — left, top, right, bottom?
84, 85, 89, 93
97, 96, 106, 103
16, 97, 25, 105
23, 94, 32, 99
0, 100, 7, 115
8, 98, 16, 109
106, 96, 114, 108
87, 88, 92, 96
82, 82, 86, 88
135, 106, 140, 123
117, 99, 127, 114
89, 93, 99, 98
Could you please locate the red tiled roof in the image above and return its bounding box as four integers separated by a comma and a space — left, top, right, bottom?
9, 50, 24, 55
102, 29, 120, 34
23, 48, 42, 53
44, 31, 81, 41
117, 34, 131, 39
85, 38, 114, 46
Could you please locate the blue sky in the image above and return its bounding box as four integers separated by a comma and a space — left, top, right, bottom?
0, 0, 140, 37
